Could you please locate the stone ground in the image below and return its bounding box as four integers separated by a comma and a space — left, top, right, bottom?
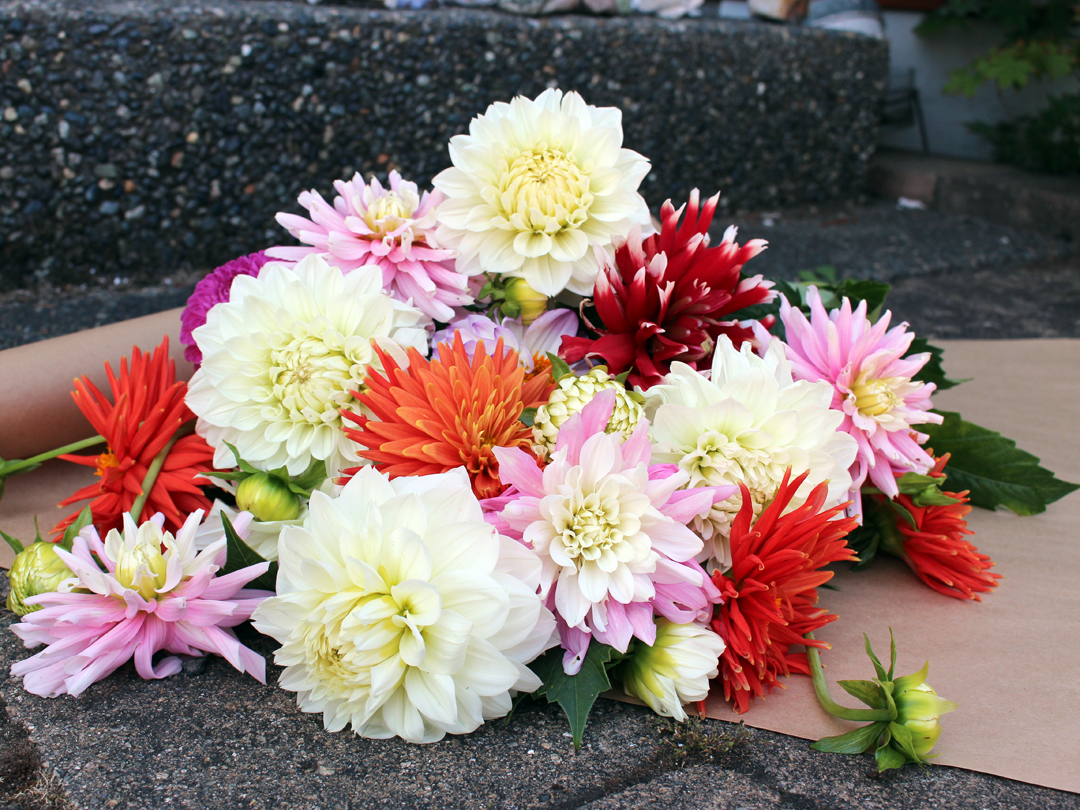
0, 199, 1078, 809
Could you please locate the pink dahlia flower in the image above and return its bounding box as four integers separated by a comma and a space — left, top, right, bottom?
778, 287, 942, 504
180, 251, 273, 365
268, 171, 471, 323
9, 511, 271, 698
481, 390, 733, 674
432, 308, 579, 373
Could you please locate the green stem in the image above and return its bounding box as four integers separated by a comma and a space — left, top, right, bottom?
805, 633, 893, 723
129, 423, 194, 523
1, 435, 107, 477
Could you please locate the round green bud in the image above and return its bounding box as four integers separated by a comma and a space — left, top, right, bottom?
7, 542, 72, 616
235, 473, 302, 522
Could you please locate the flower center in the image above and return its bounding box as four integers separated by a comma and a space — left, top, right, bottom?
95, 450, 119, 479
552, 482, 638, 565
114, 540, 170, 601
269, 334, 361, 422
495, 147, 593, 234
851, 373, 902, 417
361, 191, 412, 235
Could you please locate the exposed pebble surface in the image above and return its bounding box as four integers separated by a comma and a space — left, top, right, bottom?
0, 0, 886, 290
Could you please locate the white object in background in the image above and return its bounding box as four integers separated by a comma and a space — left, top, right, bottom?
806, 0, 883, 39
897, 197, 927, 210
718, 0, 751, 18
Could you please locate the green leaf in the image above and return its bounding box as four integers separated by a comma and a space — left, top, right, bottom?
224, 443, 261, 475
844, 519, 880, 572
912, 487, 964, 507
545, 352, 574, 382
275, 458, 327, 498
922, 411, 1080, 514
1, 529, 24, 555
219, 513, 278, 592
838, 679, 889, 710
519, 407, 537, 428
875, 740, 908, 772
59, 506, 94, 552
811, 722, 884, 754
530, 643, 622, 748
832, 279, 891, 322
905, 338, 964, 391
863, 634, 888, 682
887, 722, 923, 764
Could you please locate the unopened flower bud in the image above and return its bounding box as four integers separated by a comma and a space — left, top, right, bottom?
503, 278, 548, 326
235, 473, 302, 522
6, 542, 72, 616
894, 680, 957, 756
620, 619, 725, 722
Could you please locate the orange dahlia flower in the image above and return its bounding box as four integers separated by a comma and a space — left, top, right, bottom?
341, 333, 554, 499
53, 338, 216, 537
881, 456, 1001, 600
710, 470, 857, 714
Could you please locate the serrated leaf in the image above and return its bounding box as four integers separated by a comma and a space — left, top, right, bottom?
519, 407, 537, 428
1, 529, 24, 555
811, 722, 884, 754
833, 279, 891, 322
220, 513, 278, 591
59, 506, 94, 552
922, 411, 1079, 514
905, 338, 964, 391
530, 643, 621, 748
838, 679, 889, 710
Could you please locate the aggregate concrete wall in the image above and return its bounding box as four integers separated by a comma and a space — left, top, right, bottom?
0, 0, 887, 289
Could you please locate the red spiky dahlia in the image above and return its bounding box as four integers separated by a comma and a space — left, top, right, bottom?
340, 333, 554, 499
709, 470, 857, 714
560, 189, 774, 390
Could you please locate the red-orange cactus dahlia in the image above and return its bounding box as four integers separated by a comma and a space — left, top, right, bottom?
54, 337, 216, 537
340, 333, 554, 499
880, 457, 1001, 601
560, 189, 773, 390
709, 470, 857, 714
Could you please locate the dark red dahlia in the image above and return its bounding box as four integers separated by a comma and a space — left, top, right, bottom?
560, 190, 774, 390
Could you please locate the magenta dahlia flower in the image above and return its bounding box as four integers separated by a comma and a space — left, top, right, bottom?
778, 287, 942, 502
9, 511, 271, 698
180, 251, 273, 365
268, 171, 471, 323
481, 390, 733, 674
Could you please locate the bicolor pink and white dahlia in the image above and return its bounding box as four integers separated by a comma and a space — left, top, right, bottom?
268, 171, 471, 322
10, 512, 271, 698
778, 287, 941, 503
482, 391, 733, 674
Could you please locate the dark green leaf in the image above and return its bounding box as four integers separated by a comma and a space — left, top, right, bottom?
811, 722, 884, 754
905, 338, 964, 391
875, 740, 908, 773
844, 516, 881, 572
224, 443, 260, 475
220, 513, 278, 591
546, 353, 574, 382
863, 634, 888, 682
888, 500, 919, 531
519, 407, 537, 428
838, 679, 889, 710
0, 529, 24, 555
922, 411, 1080, 514
59, 506, 94, 552
833, 279, 891, 322
530, 643, 623, 748
279, 458, 327, 498
887, 722, 923, 764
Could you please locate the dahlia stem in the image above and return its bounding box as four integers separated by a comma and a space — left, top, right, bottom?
130, 423, 194, 523
805, 634, 893, 723
1, 435, 106, 477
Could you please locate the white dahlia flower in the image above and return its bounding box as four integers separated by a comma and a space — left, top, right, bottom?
620, 619, 724, 721
250, 467, 557, 744
644, 335, 858, 570
186, 255, 428, 477
433, 88, 652, 297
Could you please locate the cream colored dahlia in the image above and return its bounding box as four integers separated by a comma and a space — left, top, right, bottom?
433, 89, 652, 297
186, 255, 428, 477
644, 336, 858, 570
532, 367, 644, 459
250, 467, 556, 744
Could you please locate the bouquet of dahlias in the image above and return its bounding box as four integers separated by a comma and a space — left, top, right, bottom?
2, 89, 1075, 759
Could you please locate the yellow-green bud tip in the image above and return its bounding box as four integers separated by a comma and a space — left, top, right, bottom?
236, 473, 302, 522
7, 542, 72, 616
503, 278, 549, 326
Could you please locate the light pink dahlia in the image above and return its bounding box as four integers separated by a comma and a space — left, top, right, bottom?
268, 170, 471, 322
432, 308, 579, 373
481, 390, 733, 674
10, 511, 271, 698
778, 287, 941, 503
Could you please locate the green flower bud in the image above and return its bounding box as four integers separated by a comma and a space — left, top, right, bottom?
6, 542, 72, 616
533, 368, 645, 459
894, 679, 958, 756
503, 278, 549, 326
236, 473, 302, 522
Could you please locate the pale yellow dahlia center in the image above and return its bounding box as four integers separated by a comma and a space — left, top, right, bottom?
851, 372, 903, 417
552, 479, 641, 569
269, 335, 364, 421
495, 147, 592, 234
114, 541, 170, 600
362, 191, 413, 234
